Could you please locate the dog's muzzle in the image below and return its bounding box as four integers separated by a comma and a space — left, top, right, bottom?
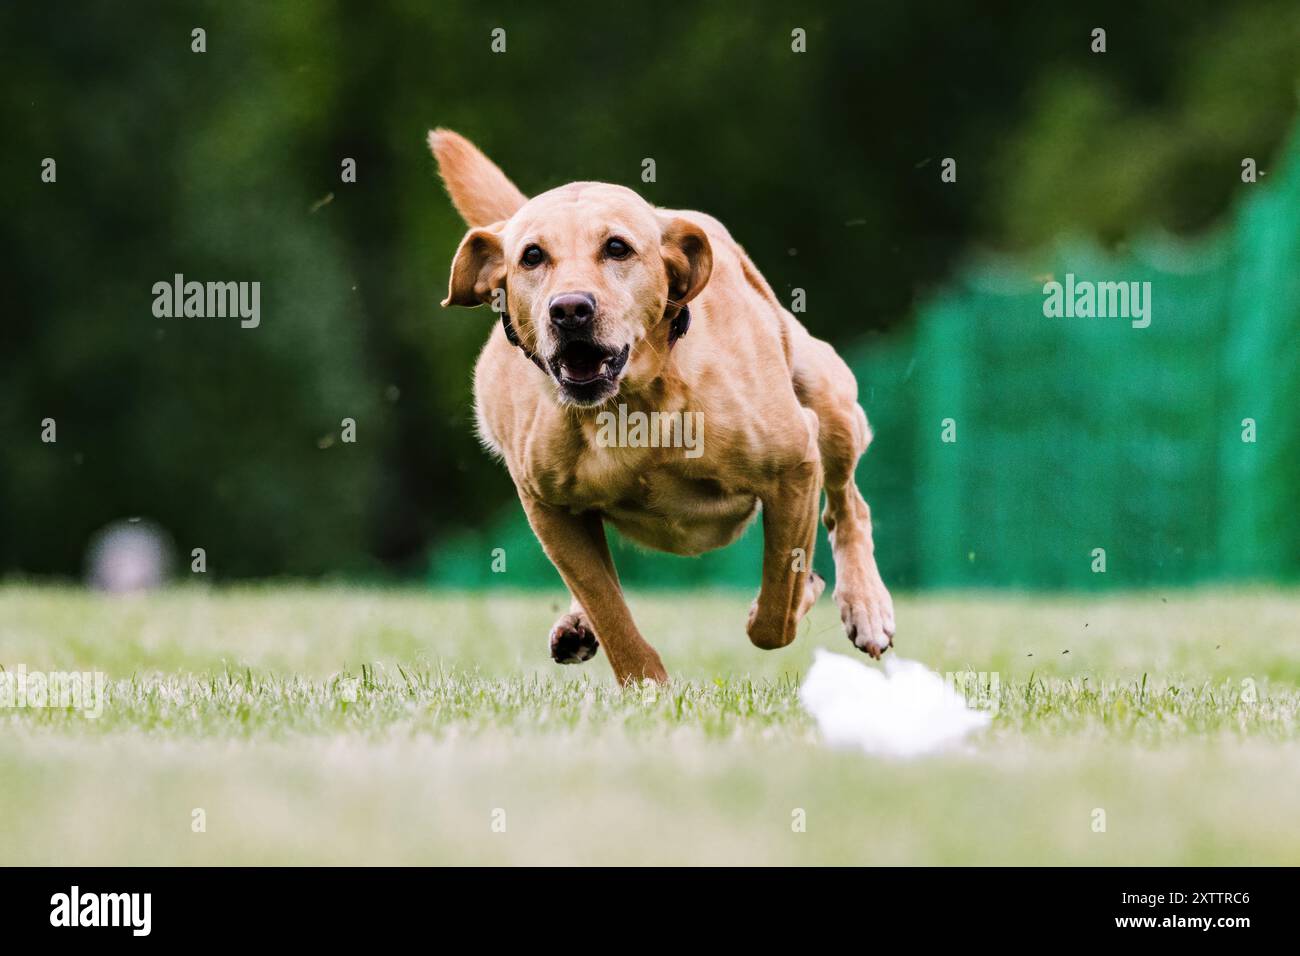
548, 340, 630, 405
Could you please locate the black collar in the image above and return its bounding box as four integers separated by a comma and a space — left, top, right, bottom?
499, 302, 691, 374
668, 301, 692, 344
499, 308, 546, 371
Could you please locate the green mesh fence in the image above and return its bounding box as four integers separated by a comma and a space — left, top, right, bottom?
429, 128, 1300, 591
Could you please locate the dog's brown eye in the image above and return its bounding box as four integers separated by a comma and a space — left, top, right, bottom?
604, 237, 632, 260
521, 245, 545, 268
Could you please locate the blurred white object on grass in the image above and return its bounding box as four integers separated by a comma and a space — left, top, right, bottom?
85, 519, 173, 593
799, 649, 990, 757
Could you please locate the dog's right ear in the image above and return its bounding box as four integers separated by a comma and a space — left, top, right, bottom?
660, 217, 713, 306
442, 225, 506, 308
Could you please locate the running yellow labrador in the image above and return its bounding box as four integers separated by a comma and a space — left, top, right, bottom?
430, 129, 894, 683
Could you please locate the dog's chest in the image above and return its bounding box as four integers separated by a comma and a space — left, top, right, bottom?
546, 444, 759, 556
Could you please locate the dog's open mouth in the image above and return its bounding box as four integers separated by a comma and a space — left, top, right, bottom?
549, 341, 630, 404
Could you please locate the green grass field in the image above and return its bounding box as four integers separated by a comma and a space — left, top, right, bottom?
1, 585, 1298, 865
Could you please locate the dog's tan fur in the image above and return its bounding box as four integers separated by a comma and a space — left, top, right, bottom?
430, 129, 894, 683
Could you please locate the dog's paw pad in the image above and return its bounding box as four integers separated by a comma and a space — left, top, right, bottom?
549, 619, 600, 664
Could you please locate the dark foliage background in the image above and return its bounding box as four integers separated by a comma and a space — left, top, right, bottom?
3, 0, 1297, 578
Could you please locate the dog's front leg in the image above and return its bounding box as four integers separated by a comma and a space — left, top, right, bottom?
747, 431, 824, 650
519, 495, 668, 684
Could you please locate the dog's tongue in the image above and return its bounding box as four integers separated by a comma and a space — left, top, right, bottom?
561, 357, 601, 382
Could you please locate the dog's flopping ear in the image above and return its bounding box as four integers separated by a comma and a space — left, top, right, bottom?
428, 128, 528, 228
660, 217, 713, 305
443, 225, 506, 308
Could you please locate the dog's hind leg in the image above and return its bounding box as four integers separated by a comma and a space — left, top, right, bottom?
792, 329, 896, 658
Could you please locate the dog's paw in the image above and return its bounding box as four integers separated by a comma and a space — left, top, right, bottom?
549, 612, 600, 664
835, 572, 895, 660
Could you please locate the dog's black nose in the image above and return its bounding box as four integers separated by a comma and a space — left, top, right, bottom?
549, 292, 596, 331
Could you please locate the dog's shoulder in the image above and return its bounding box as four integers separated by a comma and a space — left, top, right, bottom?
472, 324, 548, 465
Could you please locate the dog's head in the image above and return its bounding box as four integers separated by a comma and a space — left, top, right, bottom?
433, 131, 712, 407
